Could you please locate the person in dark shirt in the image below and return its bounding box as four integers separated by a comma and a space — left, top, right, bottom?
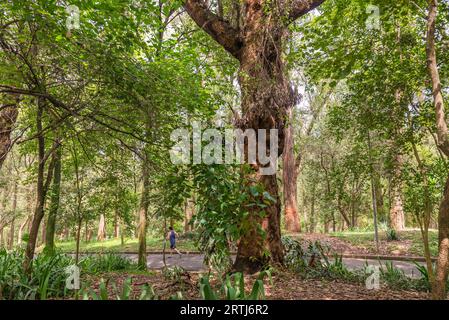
166, 226, 182, 256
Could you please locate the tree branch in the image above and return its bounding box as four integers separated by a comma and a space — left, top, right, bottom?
184, 0, 243, 59
288, 0, 326, 22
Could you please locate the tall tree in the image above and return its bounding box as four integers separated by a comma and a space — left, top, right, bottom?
184, 0, 326, 272
44, 143, 62, 254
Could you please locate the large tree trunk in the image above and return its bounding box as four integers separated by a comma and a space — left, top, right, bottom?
231, 7, 294, 272
45, 145, 62, 254
0, 99, 19, 170
283, 106, 300, 233
184, 0, 326, 273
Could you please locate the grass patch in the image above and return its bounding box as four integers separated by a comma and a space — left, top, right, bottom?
49, 236, 197, 253
330, 229, 438, 257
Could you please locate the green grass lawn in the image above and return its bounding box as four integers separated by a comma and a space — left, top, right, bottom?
48, 236, 198, 253
330, 229, 439, 257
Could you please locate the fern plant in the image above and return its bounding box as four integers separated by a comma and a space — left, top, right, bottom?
199, 270, 271, 300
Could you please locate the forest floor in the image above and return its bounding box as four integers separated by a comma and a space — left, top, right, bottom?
80, 270, 431, 300
291, 230, 438, 258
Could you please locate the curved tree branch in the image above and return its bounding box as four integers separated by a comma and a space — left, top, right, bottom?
288, 0, 326, 22
184, 0, 243, 59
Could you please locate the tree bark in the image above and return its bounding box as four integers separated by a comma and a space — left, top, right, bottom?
18, 215, 30, 245
432, 176, 449, 299
389, 154, 405, 231
23, 100, 57, 274
137, 155, 150, 270
0, 98, 19, 170
283, 106, 300, 233
97, 214, 106, 241
8, 181, 18, 249
184, 0, 326, 273
426, 0, 449, 300
75, 217, 82, 265
45, 145, 62, 254
114, 209, 120, 239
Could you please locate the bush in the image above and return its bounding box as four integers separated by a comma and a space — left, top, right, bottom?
80, 277, 158, 300
0, 250, 138, 300
79, 253, 137, 273
386, 228, 399, 241
199, 270, 271, 300
0, 249, 73, 300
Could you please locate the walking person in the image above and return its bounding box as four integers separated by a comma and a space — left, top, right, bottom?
166, 226, 182, 257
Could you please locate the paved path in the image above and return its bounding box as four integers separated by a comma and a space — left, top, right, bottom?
119, 253, 425, 278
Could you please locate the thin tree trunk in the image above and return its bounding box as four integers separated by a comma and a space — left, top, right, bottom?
75, 217, 82, 265
45, 145, 62, 254
411, 141, 435, 284
137, 155, 150, 270
426, 0, 449, 300
18, 215, 30, 245
283, 106, 300, 233
8, 181, 18, 249
433, 176, 449, 299
114, 209, 120, 239
373, 171, 385, 222
23, 100, 57, 274
310, 185, 316, 233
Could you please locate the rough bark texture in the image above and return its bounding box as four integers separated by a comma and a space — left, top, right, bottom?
389, 154, 405, 231
432, 176, 449, 299
97, 214, 106, 241
8, 181, 18, 249
0, 101, 18, 170
426, 0, 449, 300
114, 210, 120, 239
185, 0, 325, 272
184, 198, 195, 232
23, 101, 56, 274
283, 106, 300, 232
45, 146, 62, 254
137, 157, 150, 270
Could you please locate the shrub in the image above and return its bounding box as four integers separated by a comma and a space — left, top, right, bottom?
386, 228, 399, 241
79, 253, 137, 273
199, 271, 270, 300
